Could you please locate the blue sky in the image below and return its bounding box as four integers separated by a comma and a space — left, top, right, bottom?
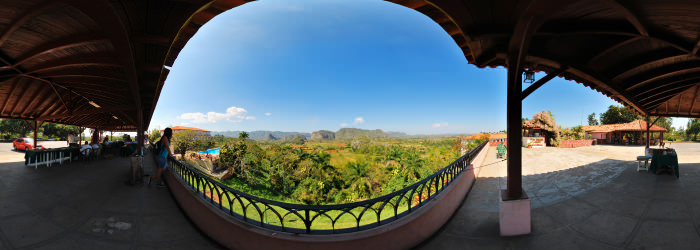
148, 0, 686, 135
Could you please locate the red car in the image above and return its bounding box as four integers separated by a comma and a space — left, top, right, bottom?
13, 138, 44, 151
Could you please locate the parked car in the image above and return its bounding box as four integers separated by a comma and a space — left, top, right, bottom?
13, 138, 45, 151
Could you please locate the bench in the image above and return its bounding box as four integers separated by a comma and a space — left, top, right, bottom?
636, 155, 651, 172
497, 143, 506, 159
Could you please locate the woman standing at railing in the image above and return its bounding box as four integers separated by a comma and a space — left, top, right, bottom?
153, 127, 173, 187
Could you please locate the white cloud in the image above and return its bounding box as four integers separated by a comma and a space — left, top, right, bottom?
432, 122, 449, 128
340, 123, 348, 127
177, 106, 255, 124
265, 113, 271, 116
353, 117, 364, 125
177, 112, 207, 124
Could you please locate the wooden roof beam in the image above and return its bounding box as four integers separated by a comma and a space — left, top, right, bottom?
118, 111, 137, 127
634, 77, 700, 99
13, 34, 108, 67
643, 88, 691, 109
690, 85, 700, 114
601, 0, 648, 37
587, 37, 642, 65
19, 86, 49, 117
62, 0, 142, 111
0, 77, 21, 115
0, 1, 60, 47
26, 54, 121, 74
9, 81, 31, 116
38, 105, 136, 121
19, 75, 70, 112
36, 96, 61, 119
612, 54, 695, 82
626, 67, 700, 92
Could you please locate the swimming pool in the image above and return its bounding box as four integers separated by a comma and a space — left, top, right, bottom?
198, 148, 220, 155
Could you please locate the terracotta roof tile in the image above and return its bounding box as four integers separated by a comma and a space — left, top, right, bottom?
582, 120, 667, 133
460, 133, 507, 140
169, 126, 211, 132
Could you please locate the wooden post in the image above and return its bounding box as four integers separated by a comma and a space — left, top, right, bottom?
33, 120, 37, 149
646, 117, 650, 147
506, 57, 523, 200
137, 107, 144, 156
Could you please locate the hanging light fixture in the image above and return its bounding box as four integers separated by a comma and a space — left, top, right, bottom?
89, 101, 101, 108
523, 69, 535, 84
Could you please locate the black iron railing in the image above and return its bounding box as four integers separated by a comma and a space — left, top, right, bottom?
166, 141, 487, 234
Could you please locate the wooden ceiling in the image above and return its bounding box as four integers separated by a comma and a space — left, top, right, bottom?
392, 0, 700, 118
2, 0, 700, 132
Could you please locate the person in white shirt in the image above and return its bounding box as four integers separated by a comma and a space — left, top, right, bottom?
91, 143, 100, 156
80, 142, 91, 156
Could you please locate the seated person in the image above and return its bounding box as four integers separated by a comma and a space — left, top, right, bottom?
80, 141, 92, 156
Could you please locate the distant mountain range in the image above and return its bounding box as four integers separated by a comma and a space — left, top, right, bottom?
212, 131, 311, 141
211, 128, 431, 141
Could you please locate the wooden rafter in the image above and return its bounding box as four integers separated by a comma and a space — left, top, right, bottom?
9, 81, 31, 116
634, 77, 700, 99
587, 37, 642, 65
38, 105, 136, 121
612, 54, 694, 83
0, 77, 20, 115
26, 55, 121, 74
19, 86, 47, 116
13, 34, 108, 67
118, 111, 137, 126
18, 75, 70, 112
63, 0, 142, 111
37, 95, 61, 118
601, 0, 648, 37
690, 85, 700, 114
0, 1, 59, 48
626, 67, 700, 92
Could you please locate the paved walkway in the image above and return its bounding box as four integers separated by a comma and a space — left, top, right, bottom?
0, 147, 222, 249
416, 144, 700, 249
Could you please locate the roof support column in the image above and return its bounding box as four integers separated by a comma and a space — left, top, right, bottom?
646, 116, 650, 148
33, 120, 37, 149
137, 106, 144, 156
505, 54, 524, 200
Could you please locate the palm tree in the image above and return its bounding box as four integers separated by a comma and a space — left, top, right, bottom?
239, 131, 249, 140
400, 150, 425, 180
345, 162, 372, 198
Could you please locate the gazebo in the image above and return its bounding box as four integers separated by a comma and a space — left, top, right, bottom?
583, 120, 667, 145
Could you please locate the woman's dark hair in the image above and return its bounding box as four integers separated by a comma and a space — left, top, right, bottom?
163, 127, 173, 140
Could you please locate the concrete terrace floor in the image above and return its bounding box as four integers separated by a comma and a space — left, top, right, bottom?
2, 142, 700, 249
0, 142, 223, 250
417, 143, 700, 250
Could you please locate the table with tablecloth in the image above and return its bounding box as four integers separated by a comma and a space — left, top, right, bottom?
648, 149, 679, 178
25, 147, 78, 168
120, 143, 138, 156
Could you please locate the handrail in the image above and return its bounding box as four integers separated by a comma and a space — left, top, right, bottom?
165, 141, 487, 234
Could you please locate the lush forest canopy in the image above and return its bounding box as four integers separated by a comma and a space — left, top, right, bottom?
172, 130, 482, 205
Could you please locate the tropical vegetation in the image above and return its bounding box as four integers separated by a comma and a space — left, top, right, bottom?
170, 131, 480, 205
